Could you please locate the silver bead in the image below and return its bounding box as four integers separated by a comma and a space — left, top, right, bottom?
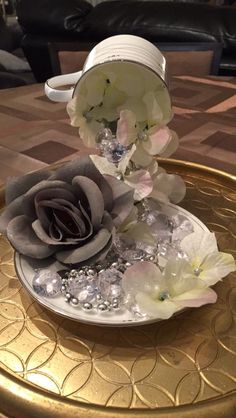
78, 269, 85, 275
125, 262, 131, 268
104, 300, 111, 307
111, 262, 119, 268
71, 297, 79, 305
96, 294, 102, 301
70, 269, 77, 277
83, 302, 93, 310
61, 278, 67, 284
88, 269, 96, 276
112, 302, 119, 310
64, 297, 70, 303
61, 285, 66, 291
97, 303, 108, 311
66, 293, 71, 299
112, 298, 119, 304
148, 256, 155, 262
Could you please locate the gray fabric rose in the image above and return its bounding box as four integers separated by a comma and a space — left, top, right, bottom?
0, 157, 134, 265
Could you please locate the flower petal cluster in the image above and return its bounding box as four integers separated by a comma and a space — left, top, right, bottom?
122, 260, 217, 319
122, 230, 236, 319
67, 63, 174, 160
90, 147, 153, 201
180, 230, 236, 286
0, 157, 134, 265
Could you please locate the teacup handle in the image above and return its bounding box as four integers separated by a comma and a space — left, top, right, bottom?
44, 71, 82, 102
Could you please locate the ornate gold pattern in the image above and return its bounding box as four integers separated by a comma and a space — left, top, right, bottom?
0, 160, 236, 417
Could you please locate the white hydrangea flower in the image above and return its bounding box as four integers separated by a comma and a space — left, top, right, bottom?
122, 260, 217, 319
180, 230, 236, 286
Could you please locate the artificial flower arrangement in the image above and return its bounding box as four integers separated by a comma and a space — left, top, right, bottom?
0, 62, 235, 321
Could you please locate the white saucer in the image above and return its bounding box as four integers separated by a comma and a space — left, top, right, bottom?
15, 203, 209, 327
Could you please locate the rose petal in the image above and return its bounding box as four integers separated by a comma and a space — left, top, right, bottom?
78, 235, 113, 266
0, 196, 24, 234
125, 169, 153, 201
32, 211, 92, 245
101, 211, 114, 233
122, 261, 162, 295
5, 169, 52, 205
51, 157, 113, 211
136, 292, 177, 319
72, 175, 104, 230
35, 188, 76, 230
23, 180, 75, 220
7, 215, 56, 258
104, 175, 134, 227
56, 228, 111, 264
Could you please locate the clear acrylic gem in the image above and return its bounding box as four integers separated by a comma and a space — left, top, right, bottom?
96, 127, 129, 164
77, 289, 96, 303
98, 268, 124, 301
96, 127, 113, 143
157, 242, 187, 269
67, 276, 86, 294
32, 269, 61, 298
114, 235, 145, 262
171, 214, 194, 242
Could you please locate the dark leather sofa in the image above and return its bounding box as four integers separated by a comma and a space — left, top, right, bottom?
16, 0, 236, 82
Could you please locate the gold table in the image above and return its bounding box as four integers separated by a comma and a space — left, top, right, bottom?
0, 159, 236, 418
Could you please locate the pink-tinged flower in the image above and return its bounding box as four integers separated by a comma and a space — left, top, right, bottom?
0, 157, 134, 266
149, 169, 186, 204
90, 146, 153, 201
130, 127, 179, 168
180, 230, 236, 286
122, 260, 217, 319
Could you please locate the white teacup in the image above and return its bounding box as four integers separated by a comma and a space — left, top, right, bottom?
44, 34, 171, 114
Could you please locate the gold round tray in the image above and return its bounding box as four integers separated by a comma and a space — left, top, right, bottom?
0, 159, 236, 418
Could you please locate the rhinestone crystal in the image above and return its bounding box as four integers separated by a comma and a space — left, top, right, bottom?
32, 270, 62, 298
